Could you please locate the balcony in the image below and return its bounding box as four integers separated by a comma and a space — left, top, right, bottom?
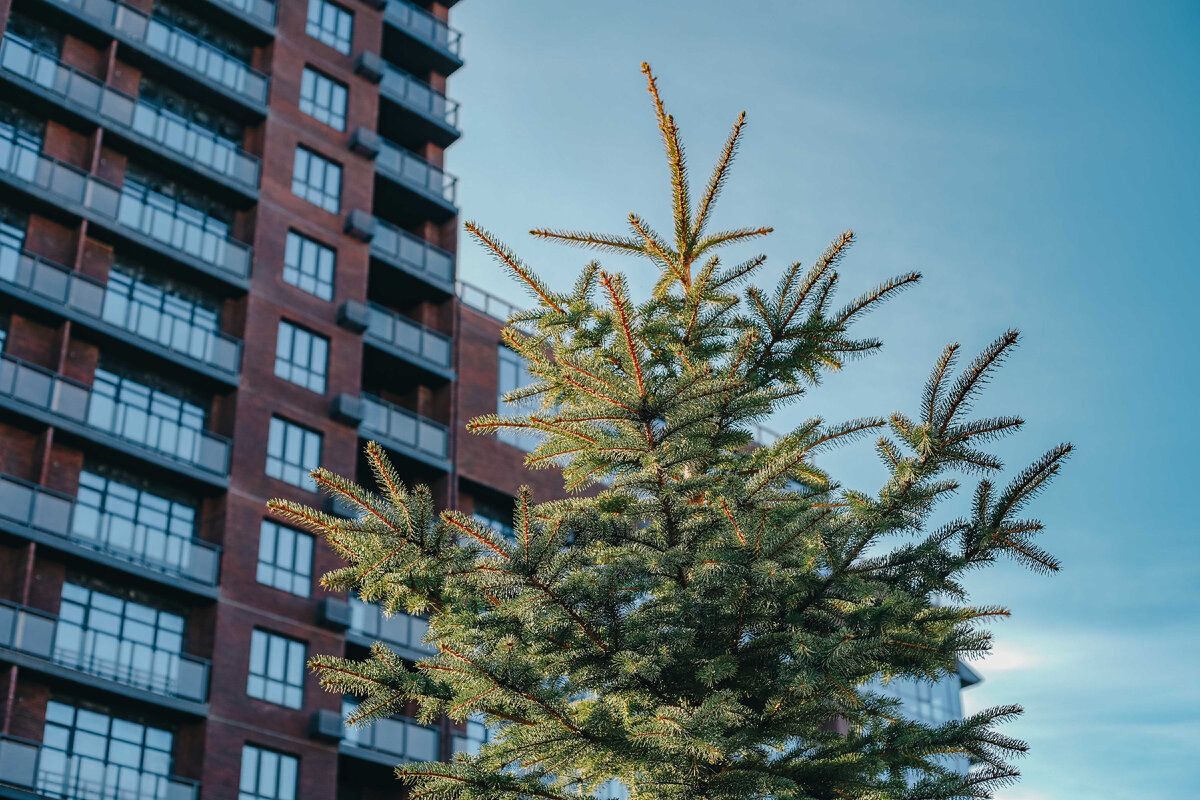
0, 734, 199, 800
0, 473, 220, 596
357, 212, 454, 297
0, 148, 251, 289
348, 300, 452, 382
0, 355, 231, 486
198, 0, 276, 36
340, 699, 440, 766
373, 56, 460, 147
372, 132, 457, 223
332, 393, 450, 471
37, 0, 270, 113
0, 36, 260, 199
0, 600, 209, 714
381, 0, 463, 75
0, 245, 242, 386
457, 280, 523, 324
346, 595, 435, 661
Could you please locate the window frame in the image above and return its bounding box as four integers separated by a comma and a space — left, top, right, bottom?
298, 67, 348, 131
274, 320, 329, 393
282, 230, 336, 301
256, 519, 314, 598
247, 629, 307, 709
304, 0, 353, 55
290, 146, 342, 213
239, 743, 299, 800
265, 417, 323, 492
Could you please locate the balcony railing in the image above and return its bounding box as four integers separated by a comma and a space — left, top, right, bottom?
0, 472, 221, 587
0, 244, 242, 380
365, 302, 451, 370
348, 595, 435, 655
370, 216, 454, 286
47, 0, 269, 107
456, 280, 523, 324
0, 734, 199, 800
0, 355, 231, 479
359, 393, 449, 463
375, 135, 457, 206
342, 699, 439, 763
0, 147, 252, 283
380, 60, 460, 131
0, 599, 209, 703
0, 36, 260, 193
383, 0, 462, 58
203, 0, 276, 28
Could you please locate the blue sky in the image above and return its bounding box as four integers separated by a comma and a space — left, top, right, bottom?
446, 2, 1200, 796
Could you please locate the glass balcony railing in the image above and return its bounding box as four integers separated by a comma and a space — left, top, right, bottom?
359, 394, 449, 463
347, 595, 435, 655
0, 244, 242, 379
0, 355, 231, 478
0, 148, 252, 283
47, 0, 269, 107
375, 135, 456, 206
456, 280, 523, 323
0, 599, 209, 703
365, 302, 451, 370
0, 472, 221, 586
380, 60, 460, 131
370, 216, 454, 286
341, 698, 439, 763
203, 0, 276, 28
383, 0, 462, 59
0, 734, 200, 800
0, 37, 260, 192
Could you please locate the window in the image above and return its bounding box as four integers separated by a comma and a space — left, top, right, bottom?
452, 713, 494, 757
342, 697, 439, 761
299, 68, 347, 131
0, 214, 22, 294
72, 470, 198, 574
305, 0, 352, 54
497, 346, 538, 451
247, 630, 306, 708
257, 520, 313, 597
239, 745, 298, 800
39, 700, 174, 799
291, 147, 341, 213
275, 321, 328, 393
87, 368, 206, 461
266, 417, 322, 491
0, 103, 42, 183
282, 231, 335, 301
471, 495, 515, 541
117, 178, 231, 266
56, 582, 185, 693
102, 269, 220, 362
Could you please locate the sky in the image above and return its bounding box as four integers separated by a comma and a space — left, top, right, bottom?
445, 2, 1200, 797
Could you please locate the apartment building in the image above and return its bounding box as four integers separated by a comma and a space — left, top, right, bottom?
0, 0, 465, 797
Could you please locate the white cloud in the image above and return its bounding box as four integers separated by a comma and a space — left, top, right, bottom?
968, 640, 1046, 673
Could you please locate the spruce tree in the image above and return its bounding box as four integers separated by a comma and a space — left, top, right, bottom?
270, 65, 1069, 800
